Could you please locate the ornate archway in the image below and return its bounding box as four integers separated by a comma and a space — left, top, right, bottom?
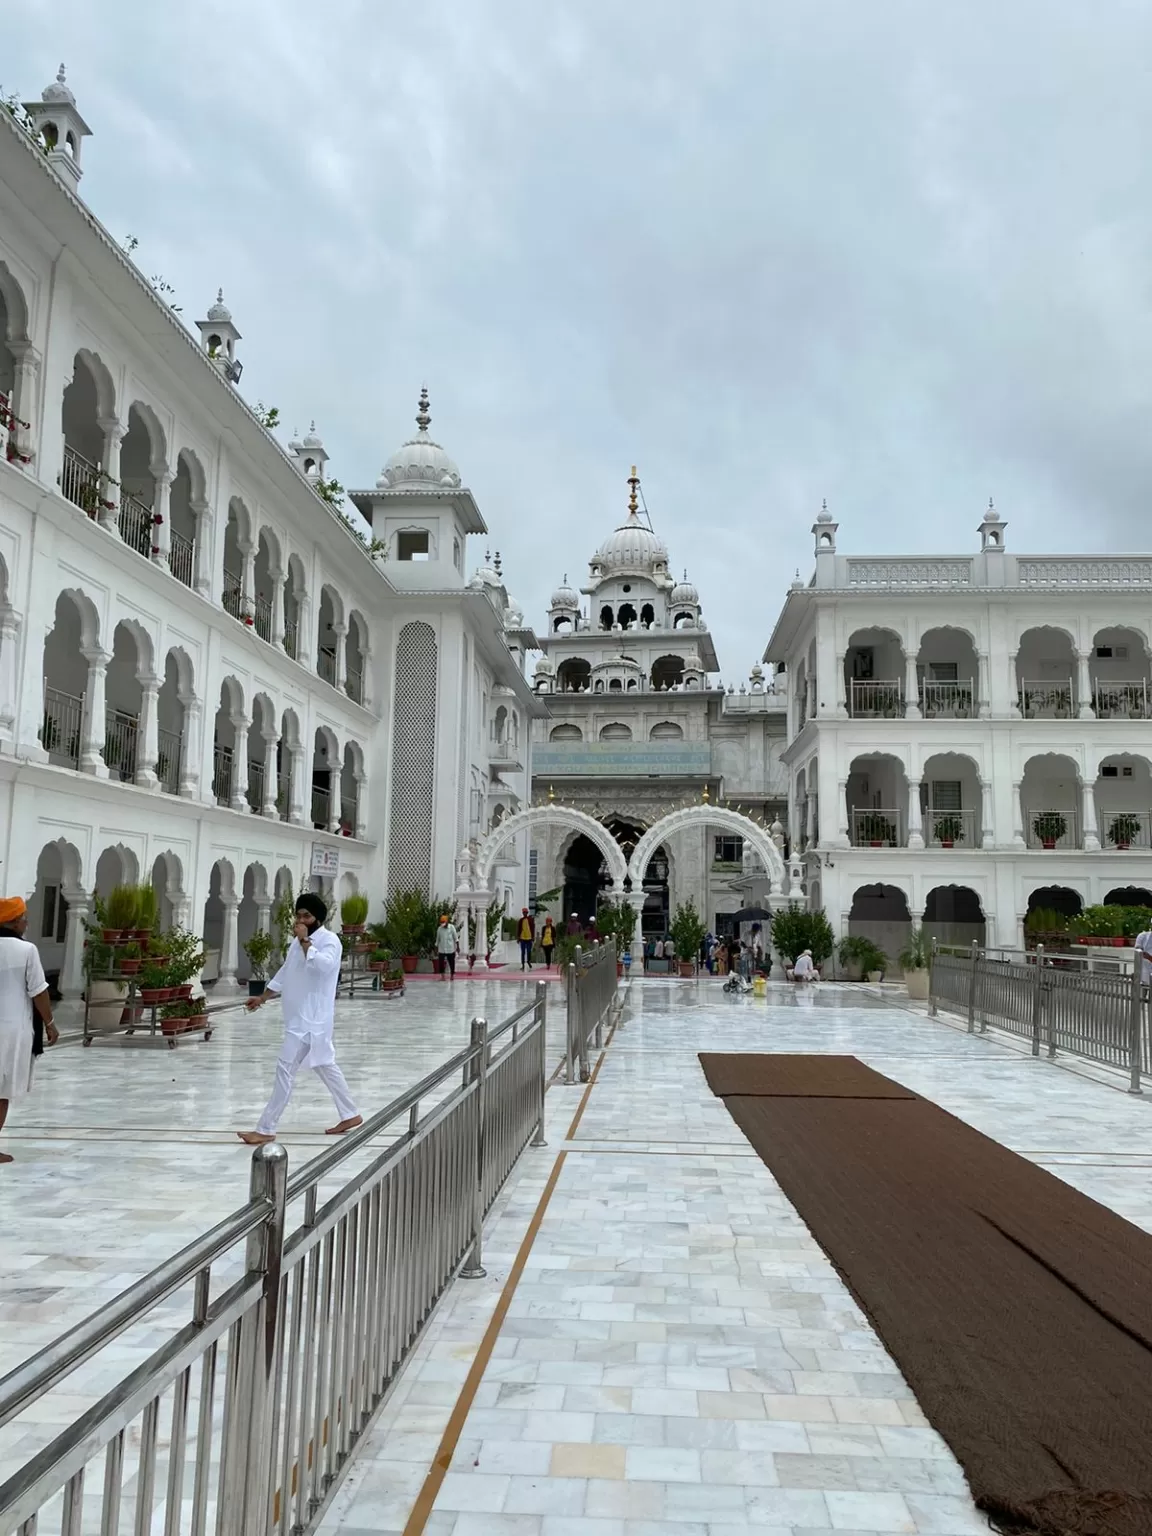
627, 805, 787, 898
474, 805, 628, 890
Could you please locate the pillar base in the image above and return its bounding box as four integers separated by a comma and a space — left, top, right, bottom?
907, 832, 925, 850
1083, 834, 1101, 852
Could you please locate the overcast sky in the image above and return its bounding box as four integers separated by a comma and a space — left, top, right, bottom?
11, 1, 1152, 677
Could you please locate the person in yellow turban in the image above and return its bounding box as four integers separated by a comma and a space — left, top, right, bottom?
0, 896, 58, 1163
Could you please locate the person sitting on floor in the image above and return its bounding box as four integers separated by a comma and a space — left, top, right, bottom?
788, 948, 820, 983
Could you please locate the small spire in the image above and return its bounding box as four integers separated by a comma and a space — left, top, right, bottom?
702, 784, 710, 804
216, 287, 223, 304
547, 784, 555, 803
627, 465, 639, 517
494, 551, 503, 576
416, 386, 431, 432
56, 63, 67, 86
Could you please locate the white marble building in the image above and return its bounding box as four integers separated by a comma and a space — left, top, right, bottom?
529, 470, 789, 936
764, 502, 1152, 954
0, 66, 541, 992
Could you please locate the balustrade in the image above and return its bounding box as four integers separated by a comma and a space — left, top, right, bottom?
41, 687, 83, 768
167, 528, 194, 587
156, 727, 183, 795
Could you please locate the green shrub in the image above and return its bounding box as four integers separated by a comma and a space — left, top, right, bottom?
838, 934, 888, 974
340, 892, 369, 927
670, 898, 706, 962
771, 905, 834, 964
105, 884, 140, 931
898, 926, 931, 971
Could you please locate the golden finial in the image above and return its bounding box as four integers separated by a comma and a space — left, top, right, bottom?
627, 465, 639, 517
547, 784, 555, 803
702, 784, 710, 804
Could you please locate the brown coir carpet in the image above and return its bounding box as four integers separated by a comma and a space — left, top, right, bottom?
698, 1051, 915, 1099
701, 1053, 1152, 1536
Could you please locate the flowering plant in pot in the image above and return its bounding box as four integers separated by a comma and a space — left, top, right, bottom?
1032, 811, 1067, 850
1108, 814, 1141, 852
933, 814, 965, 849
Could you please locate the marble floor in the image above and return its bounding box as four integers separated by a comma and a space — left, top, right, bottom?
0, 974, 566, 1473
313, 978, 1152, 1536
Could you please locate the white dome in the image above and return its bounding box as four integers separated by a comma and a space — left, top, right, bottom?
302, 421, 324, 451
378, 388, 461, 491
43, 64, 75, 105
534, 654, 554, 676
594, 512, 668, 574
670, 570, 699, 606
550, 575, 579, 609
470, 553, 501, 589
207, 288, 232, 323
504, 598, 524, 628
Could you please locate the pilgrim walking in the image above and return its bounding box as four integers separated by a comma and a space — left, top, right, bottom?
0, 897, 58, 1164
238, 893, 362, 1145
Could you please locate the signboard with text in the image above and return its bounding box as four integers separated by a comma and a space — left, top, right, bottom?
310, 843, 340, 878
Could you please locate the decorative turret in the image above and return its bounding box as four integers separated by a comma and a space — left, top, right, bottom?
196, 291, 242, 382
22, 66, 91, 191
289, 422, 328, 481
978, 497, 1005, 551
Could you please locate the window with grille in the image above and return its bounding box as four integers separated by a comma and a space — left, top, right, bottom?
388, 622, 437, 895
714, 834, 744, 864
528, 849, 539, 905
40, 885, 68, 942
928, 662, 958, 681
929, 780, 962, 811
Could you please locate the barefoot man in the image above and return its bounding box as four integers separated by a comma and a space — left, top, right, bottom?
237, 892, 362, 1146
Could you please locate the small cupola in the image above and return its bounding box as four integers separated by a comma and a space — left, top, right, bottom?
196, 290, 242, 382
23, 65, 92, 191
978, 497, 1006, 551
289, 421, 328, 481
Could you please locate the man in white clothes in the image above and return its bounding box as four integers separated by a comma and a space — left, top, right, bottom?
237, 893, 362, 1145
791, 948, 820, 983
1135, 926, 1152, 987
435, 912, 459, 980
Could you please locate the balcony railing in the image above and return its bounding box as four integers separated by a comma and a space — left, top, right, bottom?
919, 680, 976, 718
103, 708, 139, 783
345, 665, 363, 704
283, 615, 299, 661
1024, 807, 1079, 849
213, 745, 233, 806
1098, 808, 1152, 851
222, 569, 243, 620
1018, 679, 1074, 719
157, 727, 182, 795
278, 771, 290, 821
61, 444, 103, 517
254, 593, 273, 642
340, 797, 358, 835
317, 646, 337, 685
848, 679, 903, 718
248, 759, 265, 813
312, 786, 333, 828
850, 808, 904, 847
168, 528, 194, 587
118, 491, 154, 558
1093, 680, 1151, 720
925, 807, 978, 848
41, 687, 82, 768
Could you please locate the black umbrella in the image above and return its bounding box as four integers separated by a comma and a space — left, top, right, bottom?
731, 906, 772, 924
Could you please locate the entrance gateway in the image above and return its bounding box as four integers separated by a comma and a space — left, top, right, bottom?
460, 803, 802, 963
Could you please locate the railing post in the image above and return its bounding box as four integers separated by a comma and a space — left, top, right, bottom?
219, 1141, 288, 1536
928, 937, 938, 1017
1030, 943, 1045, 1057
1128, 962, 1145, 1096
532, 982, 548, 1146
967, 940, 981, 1034
564, 961, 578, 1085
461, 1017, 489, 1279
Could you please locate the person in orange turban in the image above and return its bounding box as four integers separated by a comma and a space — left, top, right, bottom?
0, 895, 58, 1163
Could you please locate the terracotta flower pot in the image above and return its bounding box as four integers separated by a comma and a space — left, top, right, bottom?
139, 987, 166, 1005
678, 961, 695, 978
1041, 838, 1056, 850
382, 979, 404, 993
102, 929, 123, 944
342, 924, 366, 935
401, 955, 418, 974
119, 959, 142, 975
940, 839, 954, 849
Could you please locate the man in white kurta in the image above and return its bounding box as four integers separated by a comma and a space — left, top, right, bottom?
0, 895, 59, 1163
237, 894, 361, 1145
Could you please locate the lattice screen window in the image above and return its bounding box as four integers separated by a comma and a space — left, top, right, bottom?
388, 622, 437, 895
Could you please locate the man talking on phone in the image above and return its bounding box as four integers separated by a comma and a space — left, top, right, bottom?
237, 892, 362, 1145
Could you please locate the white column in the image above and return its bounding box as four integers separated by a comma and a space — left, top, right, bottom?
79, 648, 110, 777
358, 642, 372, 711
977, 652, 991, 719
261, 731, 278, 818
904, 653, 921, 720
354, 772, 367, 839
980, 779, 993, 848
240, 543, 256, 620
98, 419, 123, 533
833, 650, 848, 716
288, 744, 306, 825
327, 775, 340, 836
1011, 779, 1026, 849
230, 715, 250, 811
135, 673, 160, 789
150, 468, 172, 567
1009, 653, 1022, 717
271, 572, 286, 648
192, 500, 212, 597
806, 792, 817, 848
1081, 777, 1100, 851
837, 777, 850, 847
907, 777, 924, 849
178, 695, 201, 799
0, 608, 19, 739
474, 902, 489, 970
60, 890, 89, 997
10, 344, 41, 465
219, 897, 240, 984
1076, 650, 1095, 720
333, 623, 348, 693
256, 898, 272, 937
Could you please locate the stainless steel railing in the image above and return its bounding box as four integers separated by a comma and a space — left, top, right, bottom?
0, 988, 549, 1536
929, 941, 1148, 1093
565, 942, 620, 1083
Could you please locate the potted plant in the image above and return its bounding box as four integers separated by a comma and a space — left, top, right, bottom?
1108, 813, 1141, 851
104, 883, 139, 941
367, 946, 391, 973
134, 884, 158, 941
1033, 811, 1067, 850
83, 901, 129, 1028
859, 812, 896, 847
137, 955, 173, 1006
837, 934, 887, 982
118, 940, 143, 976
160, 998, 209, 1037
771, 905, 834, 971
898, 926, 931, 1001
243, 929, 275, 996
933, 814, 965, 849
340, 891, 370, 934
383, 889, 426, 973
670, 898, 706, 978
382, 963, 405, 994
